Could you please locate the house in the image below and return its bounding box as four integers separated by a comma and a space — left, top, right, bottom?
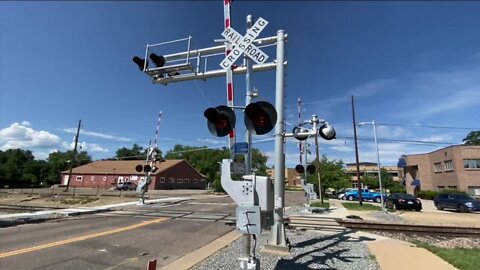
60, 159, 206, 190
344, 162, 404, 188
402, 145, 480, 196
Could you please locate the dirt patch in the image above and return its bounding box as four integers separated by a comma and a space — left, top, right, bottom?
0, 193, 138, 209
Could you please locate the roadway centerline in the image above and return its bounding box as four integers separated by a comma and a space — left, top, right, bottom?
0, 217, 167, 259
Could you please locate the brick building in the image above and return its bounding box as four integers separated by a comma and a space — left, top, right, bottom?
402, 145, 480, 196
266, 168, 301, 186
60, 159, 206, 190
344, 162, 403, 188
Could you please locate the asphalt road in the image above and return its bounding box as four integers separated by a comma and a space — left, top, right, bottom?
0, 191, 305, 270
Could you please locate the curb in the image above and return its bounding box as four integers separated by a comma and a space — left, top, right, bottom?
159, 230, 241, 270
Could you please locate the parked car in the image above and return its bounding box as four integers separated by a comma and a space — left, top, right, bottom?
434, 193, 480, 213
385, 193, 422, 211
116, 181, 137, 191
343, 188, 387, 203
337, 188, 356, 200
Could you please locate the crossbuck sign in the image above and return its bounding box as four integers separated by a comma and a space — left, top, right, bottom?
220, 17, 269, 69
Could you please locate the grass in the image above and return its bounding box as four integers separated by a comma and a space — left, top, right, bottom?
61, 196, 98, 205
411, 240, 480, 270
341, 202, 382, 211
310, 201, 330, 208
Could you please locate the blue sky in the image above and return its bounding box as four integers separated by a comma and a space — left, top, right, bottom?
1, 1, 480, 167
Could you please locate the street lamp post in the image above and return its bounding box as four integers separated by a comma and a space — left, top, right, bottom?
358, 120, 385, 212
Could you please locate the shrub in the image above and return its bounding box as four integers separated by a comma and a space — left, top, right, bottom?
417, 190, 438, 200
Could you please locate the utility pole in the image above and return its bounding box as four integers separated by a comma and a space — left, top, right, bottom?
351, 96, 363, 205
65, 120, 81, 191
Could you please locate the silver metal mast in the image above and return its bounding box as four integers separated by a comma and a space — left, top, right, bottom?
266, 30, 289, 252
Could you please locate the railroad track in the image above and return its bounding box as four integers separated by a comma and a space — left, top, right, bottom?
286, 215, 480, 237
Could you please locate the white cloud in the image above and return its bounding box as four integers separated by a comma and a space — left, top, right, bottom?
302, 79, 397, 109
391, 65, 480, 119
196, 138, 226, 144
63, 128, 132, 142
419, 134, 454, 143
62, 141, 109, 153
0, 122, 111, 159
0, 122, 61, 150
330, 145, 354, 152
265, 151, 301, 168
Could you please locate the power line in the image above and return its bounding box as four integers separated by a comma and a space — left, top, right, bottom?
376, 123, 480, 130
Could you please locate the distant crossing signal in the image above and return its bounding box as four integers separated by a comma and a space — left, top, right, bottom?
306, 164, 316, 174
292, 126, 309, 141
204, 105, 236, 137
132, 56, 148, 71
295, 164, 305, 174
135, 164, 158, 173
318, 123, 336, 140
244, 101, 277, 135
149, 53, 166, 67
295, 164, 316, 174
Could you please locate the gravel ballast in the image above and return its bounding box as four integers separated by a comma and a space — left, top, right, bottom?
192, 229, 380, 270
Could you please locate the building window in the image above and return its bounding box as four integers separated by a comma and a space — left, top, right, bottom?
177, 179, 183, 183
464, 159, 480, 169
193, 179, 198, 183
76, 176, 83, 181
184, 179, 189, 183
434, 162, 442, 173
447, 186, 457, 190
160, 177, 165, 183
169, 178, 175, 183
437, 186, 445, 191
444, 160, 454, 171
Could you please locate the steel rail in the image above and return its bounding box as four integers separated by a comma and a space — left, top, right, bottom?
284, 216, 480, 238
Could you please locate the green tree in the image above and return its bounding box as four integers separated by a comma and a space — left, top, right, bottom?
463, 131, 480, 145
164, 144, 269, 192
307, 155, 351, 194
45, 150, 92, 185
360, 168, 404, 192
116, 144, 146, 160
0, 149, 36, 187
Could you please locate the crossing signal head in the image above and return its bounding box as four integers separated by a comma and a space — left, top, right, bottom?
143, 165, 151, 172
135, 164, 156, 173
244, 101, 277, 135
295, 164, 305, 174
149, 53, 166, 67
133, 56, 148, 71
318, 123, 336, 140
204, 105, 236, 137
293, 126, 309, 141
306, 164, 316, 174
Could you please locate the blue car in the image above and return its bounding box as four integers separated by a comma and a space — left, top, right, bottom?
434, 193, 480, 213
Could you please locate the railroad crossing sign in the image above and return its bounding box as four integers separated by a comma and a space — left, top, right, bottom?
220, 17, 269, 69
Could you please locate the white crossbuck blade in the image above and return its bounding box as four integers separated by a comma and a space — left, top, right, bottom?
220, 17, 269, 68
